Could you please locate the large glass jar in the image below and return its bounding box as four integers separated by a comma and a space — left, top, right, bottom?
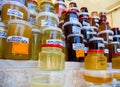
84, 50, 107, 70
0, 22, 6, 59
5, 19, 32, 60
38, 44, 65, 71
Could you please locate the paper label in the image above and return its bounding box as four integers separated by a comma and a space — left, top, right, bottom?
117, 49, 120, 52
46, 39, 64, 47
41, 20, 57, 27
7, 9, 23, 18
0, 31, 6, 38
72, 26, 81, 34
72, 43, 84, 50
104, 49, 109, 53
98, 43, 105, 48
76, 50, 85, 58
70, 17, 78, 22
28, 17, 36, 24
84, 47, 89, 53
109, 36, 113, 40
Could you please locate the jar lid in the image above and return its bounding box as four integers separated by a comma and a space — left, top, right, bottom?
97, 30, 114, 36
89, 37, 104, 42
67, 34, 83, 39
41, 44, 63, 48
88, 49, 104, 53
42, 26, 62, 34
0, 22, 6, 27
1, 1, 29, 16
62, 21, 82, 29
32, 27, 41, 33
8, 19, 32, 29
36, 12, 59, 24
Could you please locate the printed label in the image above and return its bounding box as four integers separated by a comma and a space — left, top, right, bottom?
76, 50, 84, 58
70, 17, 78, 22
7, 9, 23, 18
7, 36, 29, 43
117, 49, 120, 52
109, 36, 113, 40
72, 43, 84, 50
98, 43, 105, 48
27, 2, 37, 12
28, 17, 36, 24
84, 47, 89, 53
104, 49, 109, 53
46, 39, 64, 47
87, 31, 93, 34
0, 31, 6, 38
41, 20, 57, 27
72, 26, 81, 34
12, 42, 28, 54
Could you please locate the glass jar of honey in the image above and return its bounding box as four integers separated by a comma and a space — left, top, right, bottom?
84, 50, 107, 70
5, 19, 32, 60
0, 22, 6, 59
1, 1, 29, 24
31, 27, 42, 60
38, 44, 65, 71
41, 26, 63, 45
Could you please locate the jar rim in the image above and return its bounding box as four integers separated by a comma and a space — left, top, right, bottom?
88, 49, 104, 53
41, 44, 63, 48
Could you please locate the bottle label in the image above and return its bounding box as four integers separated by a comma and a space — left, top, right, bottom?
72, 26, 81, 34
98, 43, 105, 48
97, 57, 107, 68
7, 36, 29, 54
109, 36, 113, 40
0, 30, 6, 38
104, 49, 109, 53
72, 43, 84, 50
117, 49, 120, 52
46, 39, 64, 47
28, 16, 36, 24
41, 20, 57, 27
7, 9, 23, 18
84, 47, 89, 53
27, 2, 37, 13
70, 17, 78, 22
76, 50, 85, 58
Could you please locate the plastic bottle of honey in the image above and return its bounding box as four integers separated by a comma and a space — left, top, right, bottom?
84, 50, 107, 70
5, 19, 32, 60
38, 44, 65, 71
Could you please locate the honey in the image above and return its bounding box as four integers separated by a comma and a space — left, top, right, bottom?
5, 19, 32, 60
1, 1, 29, 23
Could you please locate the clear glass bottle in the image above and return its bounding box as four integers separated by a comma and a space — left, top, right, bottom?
38, 44, 65, 71
84, 50, 107, 70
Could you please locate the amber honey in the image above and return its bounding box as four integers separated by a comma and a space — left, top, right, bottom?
1, 1, 29, 23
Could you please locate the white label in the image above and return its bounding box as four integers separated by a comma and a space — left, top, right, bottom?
72, 26, 81, 34
46, 39, 64, 47
109, 36, 113, 40
87, 31, 93, 34
7, 9, 23, 18
104, 49, 109, 53
28, 17, 36, 24
0, 31, 6, 38
70, 17, 78, 22
84, 47, 89, 53
72, 43, 84, 50
41, 20, 57, 27
7, 36, 29, 43
98, 43, 105, 48
117, 49, 120, 52
83, 21, 90, 26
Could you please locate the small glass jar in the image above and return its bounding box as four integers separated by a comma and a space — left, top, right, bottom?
0, 22, 7, 59
38, 44, 65, 71
5, 19, 32, 60
84, 50, 107, 70
31, 27, 42, 60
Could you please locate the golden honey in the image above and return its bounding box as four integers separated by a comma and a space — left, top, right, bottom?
1, 1, 29, 24
5, 19, 32, 60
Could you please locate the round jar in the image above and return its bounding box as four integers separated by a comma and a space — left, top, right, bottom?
62, 21, 82, 36
88, 37, 104, 50
41, 26, 63, 45
67, 34, 84, 62
31, 27, 42, 60
38, 44, 65, 71
97, 30, 113, 43
0, 22, 7, 59
5, 19, 32, 60
36, 12, 59, 30
1, 1, 29, 23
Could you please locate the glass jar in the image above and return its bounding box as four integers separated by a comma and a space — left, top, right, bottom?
67, 34, 84, 62
112, 53, 120, 69
38, 44, 65, 71
5, 19, 32, 60
31, 27, 42, 60
1, 1, 29, 24
0, 22, 6, 59
84, 50, 107, 70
